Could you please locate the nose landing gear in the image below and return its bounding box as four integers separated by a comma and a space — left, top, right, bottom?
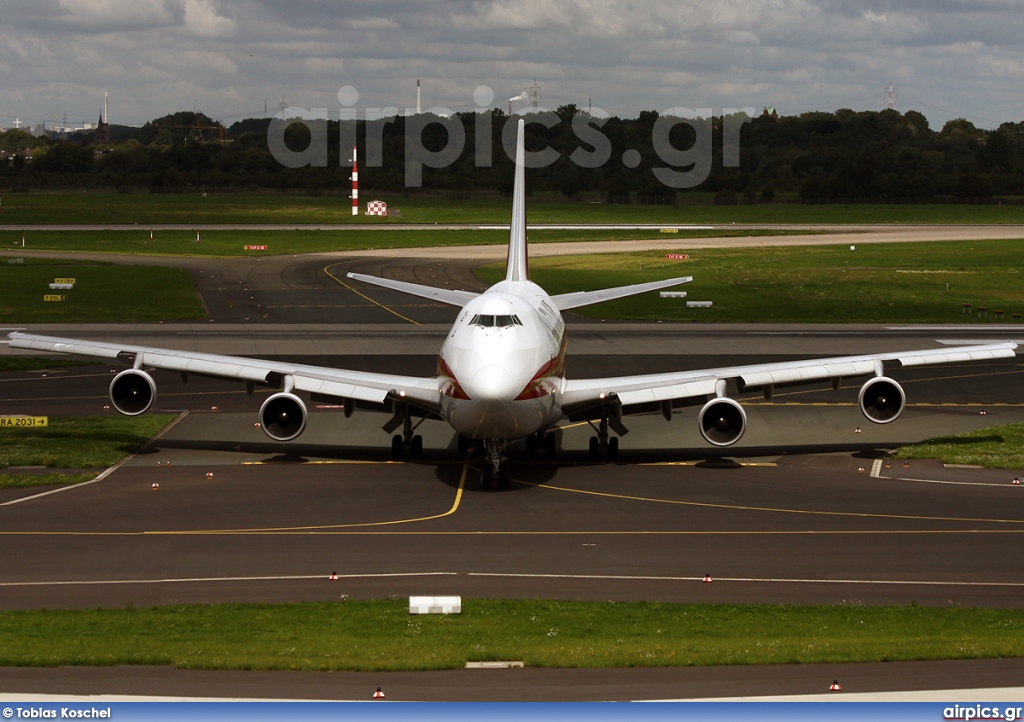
480, 439, 510, 490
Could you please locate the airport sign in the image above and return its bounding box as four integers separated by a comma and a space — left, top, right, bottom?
0, 415, 48, 428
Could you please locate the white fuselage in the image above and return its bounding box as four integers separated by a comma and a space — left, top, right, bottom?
437, 280, 566, 441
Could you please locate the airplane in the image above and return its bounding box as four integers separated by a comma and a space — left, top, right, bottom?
7, 119, 1019, 489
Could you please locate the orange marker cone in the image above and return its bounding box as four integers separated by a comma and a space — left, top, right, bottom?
206, 472, 214, 479
703, 574, 713, 583
980, 409, 987, 415
373, 687, 385, 699
330, 571, 339, 580
830, 680, 842, 691
854, 427, 862, 433
904, 461, 909, 468
1013, 477, 1021, 486
151, 483, 159, 490
858, 466, 865, 473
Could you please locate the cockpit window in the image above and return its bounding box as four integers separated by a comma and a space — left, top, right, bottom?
470, 314, 522, 328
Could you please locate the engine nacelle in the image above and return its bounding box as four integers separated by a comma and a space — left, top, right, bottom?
858, 376, 906, 424
109, 369, 156, 416
259, 392, 307, 441
699, 397, 747, 447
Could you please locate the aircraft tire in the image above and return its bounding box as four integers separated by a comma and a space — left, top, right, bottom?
588, 436, 600, 460
608, 436, 619, 460
391, 434, 403, 459
411, 435, 423, 457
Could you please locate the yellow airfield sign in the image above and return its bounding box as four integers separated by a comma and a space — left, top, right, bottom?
0, 416, 48, 428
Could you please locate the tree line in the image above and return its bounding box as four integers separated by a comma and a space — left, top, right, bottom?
1, 107, 1022, 203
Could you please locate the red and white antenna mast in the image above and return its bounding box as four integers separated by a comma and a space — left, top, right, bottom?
884, 80, 897, 110
350, 146, 359, 216
528, 79, 542, 110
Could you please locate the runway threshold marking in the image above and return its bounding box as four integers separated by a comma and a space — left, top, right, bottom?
323, 264, 422, 326
3, 571, 1023, 589
510, 478, 1024, 526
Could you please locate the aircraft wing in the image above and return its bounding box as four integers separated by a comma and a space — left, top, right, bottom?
6, 332, 442, 413
551, 276, 692, 311
346, 272, 479, 307
559, 342, 1018, 414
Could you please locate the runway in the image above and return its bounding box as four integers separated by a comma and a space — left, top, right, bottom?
2, 229, 1024, 700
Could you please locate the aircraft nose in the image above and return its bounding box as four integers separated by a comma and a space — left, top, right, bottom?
465, 364, 520, 403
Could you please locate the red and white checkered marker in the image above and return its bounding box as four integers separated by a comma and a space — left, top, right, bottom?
366, 200, 387, 216
830, 680, 842, 691
373, 687, 385, 699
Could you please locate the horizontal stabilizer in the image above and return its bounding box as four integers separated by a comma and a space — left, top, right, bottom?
346, 272, 479, 307
552, 276, 693, 311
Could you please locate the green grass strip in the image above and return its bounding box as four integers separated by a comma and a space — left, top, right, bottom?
478, 239, 1024, 323
0, 600, 1021, 671
0, 415, 177, 469
0, 472, 98, 490
0, 358, 94, 373
890, 422, 1024, 469
0, 263, 204, 323
2, 193, 1024, 225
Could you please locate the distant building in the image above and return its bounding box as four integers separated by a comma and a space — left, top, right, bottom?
761, 106, 779, 121
95, 113, 109, 142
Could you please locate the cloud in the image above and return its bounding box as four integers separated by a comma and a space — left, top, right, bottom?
2, 0, 1023, 129
184, 0, 236, 37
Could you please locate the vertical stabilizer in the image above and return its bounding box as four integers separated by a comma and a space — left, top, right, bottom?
505, 119, 529, 282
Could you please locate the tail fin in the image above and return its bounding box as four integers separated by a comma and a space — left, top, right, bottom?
505, 118, 528, 282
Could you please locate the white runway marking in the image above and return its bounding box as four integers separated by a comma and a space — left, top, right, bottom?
2, 571, 1021, 588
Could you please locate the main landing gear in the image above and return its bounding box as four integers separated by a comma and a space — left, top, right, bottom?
587, 404, 627, 461
386, 403, 424, 459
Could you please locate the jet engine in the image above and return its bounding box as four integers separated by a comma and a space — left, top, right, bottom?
109, 369, 156, 416
858, 376, 906, 424
699, 397, 747, 446
259, 392, 307, 441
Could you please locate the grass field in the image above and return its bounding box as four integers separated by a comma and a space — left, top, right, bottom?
890, 422, 1024, 469
1, 228, 813, 258
0, 414, 177, 471
0, 357, 93, 373
0, 262, 204, 322
478, 239, 1024, 323
0, 599, 1020, 671
2, 192, 1024, 225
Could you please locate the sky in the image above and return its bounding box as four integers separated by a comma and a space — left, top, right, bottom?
1, 0, 1022, 131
